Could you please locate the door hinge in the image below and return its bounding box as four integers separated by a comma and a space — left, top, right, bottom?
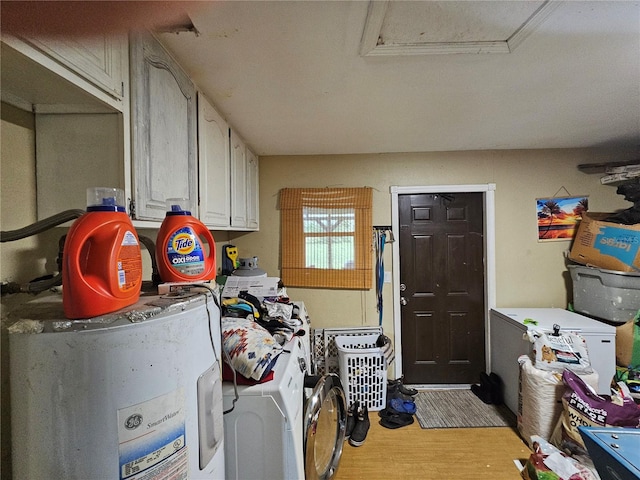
129, 198, 136, 219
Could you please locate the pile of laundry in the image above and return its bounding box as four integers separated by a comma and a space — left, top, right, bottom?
377, 378, 418, 429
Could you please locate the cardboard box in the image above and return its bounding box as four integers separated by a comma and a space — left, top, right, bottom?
615, 318, 640, 367
569, 212, 640, 272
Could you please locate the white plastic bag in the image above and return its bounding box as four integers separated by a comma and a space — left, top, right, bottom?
527, 328, 593, 375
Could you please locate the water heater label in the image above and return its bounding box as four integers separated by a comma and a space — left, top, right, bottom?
118, 389, 188, 479
166, 227, 206, 277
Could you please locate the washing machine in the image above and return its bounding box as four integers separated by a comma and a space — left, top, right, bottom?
222, 332, 346, 480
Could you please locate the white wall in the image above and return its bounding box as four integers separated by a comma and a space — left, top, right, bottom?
231, 149, 634, 336
1, 105, 39, 284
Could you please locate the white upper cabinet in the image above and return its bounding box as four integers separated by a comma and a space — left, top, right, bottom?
198, 93, 231, 228
3, 31, 258, 231
22, 35, 127, 102
230, 129, 248, 229
246, 148, 259, 230
229, 129, 259, 231
1, 33, 127, 113
1, 34, 131, 219
130, 32, 198, 222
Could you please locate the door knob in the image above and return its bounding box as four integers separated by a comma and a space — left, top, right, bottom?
400, 297, 408, 306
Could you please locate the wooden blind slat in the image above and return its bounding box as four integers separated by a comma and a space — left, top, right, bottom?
280, 187, 372, 289
280, 187, 372, 209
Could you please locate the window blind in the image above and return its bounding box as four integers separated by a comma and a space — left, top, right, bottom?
280, 187, 373, 289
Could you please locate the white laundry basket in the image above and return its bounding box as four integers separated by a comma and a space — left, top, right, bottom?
312, 326, 383, 375
335, 334, 387, 411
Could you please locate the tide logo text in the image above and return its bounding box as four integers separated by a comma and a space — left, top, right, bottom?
172, 233, 196, 255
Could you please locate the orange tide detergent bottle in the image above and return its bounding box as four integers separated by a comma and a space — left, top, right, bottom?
63, 187, 143, 319
156, 199, 216, 283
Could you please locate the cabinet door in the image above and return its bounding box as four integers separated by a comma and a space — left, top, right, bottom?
2, 34, 127, 114
230, 130, 247, 228
130, 32, 197, 222
24, 34, 127, 102
246, 148, 259, 230
198, 93, 231, 228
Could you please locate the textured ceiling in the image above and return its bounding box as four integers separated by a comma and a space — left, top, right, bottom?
156, 0, 640, 156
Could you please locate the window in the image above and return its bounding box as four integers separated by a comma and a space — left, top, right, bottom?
280, 187, 373, 289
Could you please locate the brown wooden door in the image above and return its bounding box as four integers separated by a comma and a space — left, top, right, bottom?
399, 192, 485, 384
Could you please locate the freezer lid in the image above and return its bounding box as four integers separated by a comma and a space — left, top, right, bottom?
491, 308, 616, 334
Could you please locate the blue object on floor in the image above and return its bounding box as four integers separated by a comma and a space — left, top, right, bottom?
578, 426, 640, 480
389, 397, 416, 415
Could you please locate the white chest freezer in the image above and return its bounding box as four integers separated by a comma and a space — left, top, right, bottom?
489, 308, 616, 414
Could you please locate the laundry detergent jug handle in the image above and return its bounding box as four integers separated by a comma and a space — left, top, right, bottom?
195, 224, 217, 279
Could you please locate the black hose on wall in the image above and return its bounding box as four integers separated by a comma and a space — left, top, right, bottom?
1, 210, 85, 294
138, 235, 161, 286
0, 209, 85, 242
1, 210, 161, 294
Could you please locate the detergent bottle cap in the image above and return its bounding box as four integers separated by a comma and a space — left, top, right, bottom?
86, 187, 126, 212
165, 198, 193, 216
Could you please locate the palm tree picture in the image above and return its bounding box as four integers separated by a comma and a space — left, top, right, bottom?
536, 196, 588, 241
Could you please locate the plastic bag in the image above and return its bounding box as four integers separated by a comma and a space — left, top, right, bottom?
521, 435, 599, 480
527, 328, 593, 375
550, 369, 640, 455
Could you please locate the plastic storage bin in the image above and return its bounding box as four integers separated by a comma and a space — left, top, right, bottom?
568, 264, 640, 323
335, 334, 387, 411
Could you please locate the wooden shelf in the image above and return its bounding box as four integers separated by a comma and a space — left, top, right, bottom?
577, 159, 640, 174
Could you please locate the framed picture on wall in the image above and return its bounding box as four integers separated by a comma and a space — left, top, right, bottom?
536, 195, 588, 242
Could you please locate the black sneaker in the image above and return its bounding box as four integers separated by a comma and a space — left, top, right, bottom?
349, 405, 370, 447
344, 401, 359, 440
387, 383, 413, 402
388, 378, 418, 396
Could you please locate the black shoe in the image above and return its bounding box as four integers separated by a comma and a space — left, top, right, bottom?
471, 383, 492, 404
344, 401, 359, 440
488, 373, 503, 405
387, 383, 413, 402
471, 372, 495, 404
388, 378, 418, 396
349, 405, 370, 447
388, 377, 418, 397
379, 412, 414, 429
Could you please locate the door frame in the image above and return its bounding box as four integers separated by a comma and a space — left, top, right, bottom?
390, 184, 497, 380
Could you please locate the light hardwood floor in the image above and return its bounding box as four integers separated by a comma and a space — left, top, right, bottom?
334, 412, 531, 480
